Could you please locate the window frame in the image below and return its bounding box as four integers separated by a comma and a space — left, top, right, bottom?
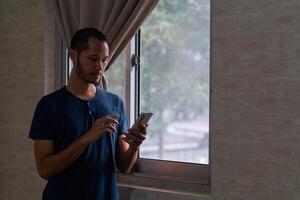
119, 26, 211, 193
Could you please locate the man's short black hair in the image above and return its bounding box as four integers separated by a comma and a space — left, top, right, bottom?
70, 28, 109, 52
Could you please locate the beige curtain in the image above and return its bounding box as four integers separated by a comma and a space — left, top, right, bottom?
53, 0, 159, 89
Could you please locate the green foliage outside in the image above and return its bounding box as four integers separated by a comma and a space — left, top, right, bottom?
140, 0, 210, 136
107, 0, 210, 160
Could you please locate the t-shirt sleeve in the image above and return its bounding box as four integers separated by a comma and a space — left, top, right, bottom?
29, 98, 55, 140
117, 99, 129, 135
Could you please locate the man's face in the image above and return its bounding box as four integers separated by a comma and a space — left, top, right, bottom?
73, 37, 109, 84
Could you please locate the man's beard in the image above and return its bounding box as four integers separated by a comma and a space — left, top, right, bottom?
76, 60, 101, 85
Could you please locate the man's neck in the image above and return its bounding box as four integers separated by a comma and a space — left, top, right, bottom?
66, 71, 97, 100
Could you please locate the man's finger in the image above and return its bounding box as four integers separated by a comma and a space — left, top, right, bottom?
101, 117, 119, 125
127, 132, 145, 141
105, 123, 117, 133
128, 131, 145, 140
123, 135, 143, 145
107, 114, 119, 119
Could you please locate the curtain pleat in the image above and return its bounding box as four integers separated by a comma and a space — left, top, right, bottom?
108, 1, 159, 65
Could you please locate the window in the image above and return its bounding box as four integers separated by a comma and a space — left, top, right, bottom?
105, 50, 126, 101
122, 0, 211, 190
139, 0, 210, 165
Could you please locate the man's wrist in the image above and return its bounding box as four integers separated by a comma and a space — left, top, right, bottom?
78, 133, 91, 146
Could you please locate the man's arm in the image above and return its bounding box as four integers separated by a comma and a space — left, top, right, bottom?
34, 138, 88, 180
34, 115, 118, 180
116, 125, 147, 173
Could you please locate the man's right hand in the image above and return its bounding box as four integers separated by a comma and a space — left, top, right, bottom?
33, 114, 119, 180
82, 115, 119, 144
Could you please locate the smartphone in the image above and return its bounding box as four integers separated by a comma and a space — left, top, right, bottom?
131, 112, 153, 129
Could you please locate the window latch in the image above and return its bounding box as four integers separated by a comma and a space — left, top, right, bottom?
131, 54, 140, 68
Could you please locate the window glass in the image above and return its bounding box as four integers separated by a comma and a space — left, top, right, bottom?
140, 0, 210, 164
106, 51, 126, 102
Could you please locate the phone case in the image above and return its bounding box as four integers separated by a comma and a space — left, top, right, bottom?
132, 112, 153, 129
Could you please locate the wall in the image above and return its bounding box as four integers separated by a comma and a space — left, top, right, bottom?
211, 0, 300, 199
0, 0, 54, 199
2, 0, 300, 199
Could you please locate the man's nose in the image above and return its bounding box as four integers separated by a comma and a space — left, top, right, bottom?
95, 62, 104, 71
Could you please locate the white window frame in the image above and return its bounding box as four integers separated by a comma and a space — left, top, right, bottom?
118, 29, 211, 195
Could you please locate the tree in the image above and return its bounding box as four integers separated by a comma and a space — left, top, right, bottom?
140, 0, 210, 159
107, 0, 210, 161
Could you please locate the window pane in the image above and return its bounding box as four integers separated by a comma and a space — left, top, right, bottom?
140, 0, 210, 164
106, 51, 126, 101
67, 55, 73, 79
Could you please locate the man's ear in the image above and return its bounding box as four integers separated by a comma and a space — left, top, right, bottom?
69, 49, 78, 63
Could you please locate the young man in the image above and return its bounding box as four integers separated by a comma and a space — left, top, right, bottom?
29, 28, 147, 200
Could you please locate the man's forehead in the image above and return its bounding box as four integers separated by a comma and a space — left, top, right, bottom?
88, 38, 107, 47
84, 38, 109, 55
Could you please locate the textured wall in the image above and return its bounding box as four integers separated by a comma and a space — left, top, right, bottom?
2, 0, 300, 199
211, 0, 300, 199
0, 0, 54, 199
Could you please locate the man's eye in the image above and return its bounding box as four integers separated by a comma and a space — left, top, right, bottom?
102, 59, 108, 62
89, 58, 98, 62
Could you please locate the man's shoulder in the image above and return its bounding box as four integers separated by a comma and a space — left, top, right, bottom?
38, 87, 66, 107
97, 88, 123, 103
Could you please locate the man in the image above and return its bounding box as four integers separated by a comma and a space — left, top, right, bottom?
29, 28, 147, 200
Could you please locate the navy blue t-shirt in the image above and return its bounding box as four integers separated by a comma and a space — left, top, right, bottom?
29, 86, 128, 200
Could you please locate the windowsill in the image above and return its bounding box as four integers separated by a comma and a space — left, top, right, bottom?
117, 172, 210, 198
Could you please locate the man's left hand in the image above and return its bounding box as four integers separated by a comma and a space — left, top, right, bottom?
122, 124, 147, 150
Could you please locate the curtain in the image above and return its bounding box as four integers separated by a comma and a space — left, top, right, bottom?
53, 0, 159, 89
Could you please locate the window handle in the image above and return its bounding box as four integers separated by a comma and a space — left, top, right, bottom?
131, 54, 140, 68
